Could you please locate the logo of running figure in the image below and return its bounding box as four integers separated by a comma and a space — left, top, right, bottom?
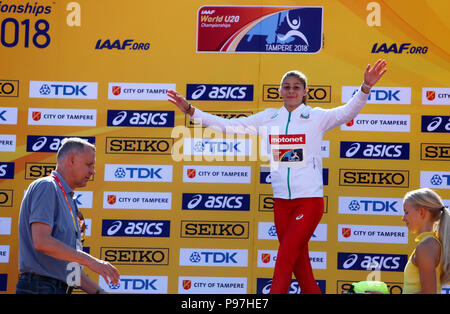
277, 11, 309, 45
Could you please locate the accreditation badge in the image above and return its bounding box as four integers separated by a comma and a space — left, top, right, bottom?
269, 134, 306, 168
76, 238, 83, 251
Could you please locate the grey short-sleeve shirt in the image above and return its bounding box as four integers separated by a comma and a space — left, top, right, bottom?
18, 171, 81, 282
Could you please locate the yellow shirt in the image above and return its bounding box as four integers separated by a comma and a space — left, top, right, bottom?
403, 232, 442, 294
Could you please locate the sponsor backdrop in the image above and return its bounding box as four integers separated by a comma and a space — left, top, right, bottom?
0, 0, 449, 294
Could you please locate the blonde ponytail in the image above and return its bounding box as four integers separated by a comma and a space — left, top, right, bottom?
403, 188, 450, 283
438, 206, 450, 283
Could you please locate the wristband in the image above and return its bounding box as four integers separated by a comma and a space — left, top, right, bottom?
184, 103, 192, 114
362, 81, 372, 91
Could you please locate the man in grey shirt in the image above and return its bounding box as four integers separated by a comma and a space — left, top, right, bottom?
17, 138, 120, 294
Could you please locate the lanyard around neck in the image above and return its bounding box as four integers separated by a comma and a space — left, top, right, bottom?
51, 174, 78, 237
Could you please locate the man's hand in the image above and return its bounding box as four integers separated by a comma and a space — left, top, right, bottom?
85, 256, 120, 286
31, 222, 120, 287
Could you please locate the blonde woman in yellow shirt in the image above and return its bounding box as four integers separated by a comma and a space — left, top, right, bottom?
402, 188, 450, 294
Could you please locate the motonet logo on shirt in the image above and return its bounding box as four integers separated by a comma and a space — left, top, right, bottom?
269, 134, 305, 144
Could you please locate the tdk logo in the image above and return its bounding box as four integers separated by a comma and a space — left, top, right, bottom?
340, 141, 409, 160
339, 197, 403, 216
114, 167, 162, 179
108, 278, 157, 291
189, 251, 238, 264
420, 171, 450, 189
29, 81, 98, 99
182, 193, 250, 211
185, 138, 250, 156
27, 135, 95, 152
40, 84, 86, 96
186, 84, 253, 101
101, 219, 170, 237
0, 162, 14, 179
107, 110, 174, 127
100, 275, 168, 293
348, 200, 398, 213
429, 174, 450, 187
104, 164, 173, 182
0, 107, 18, 125
421, 116, 450, 133
342, 86, 410, 104
195, 140, 241, 153
369, 90, 400, 101
337, 252, 407, 272
180, 248, 248, 267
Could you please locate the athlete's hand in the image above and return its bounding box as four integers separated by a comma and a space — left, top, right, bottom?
167, 89, 191, 113
364, 59, 387, 86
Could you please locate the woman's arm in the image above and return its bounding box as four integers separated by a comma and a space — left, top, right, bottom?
167, 89, 268, 135
415, 238, 441, 294
320, 59, 387, 132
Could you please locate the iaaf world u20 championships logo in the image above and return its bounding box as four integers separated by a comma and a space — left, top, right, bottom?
197, 6, 323, 53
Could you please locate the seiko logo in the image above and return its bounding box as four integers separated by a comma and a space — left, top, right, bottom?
339, 169, 409, 187
101, 247, 169, 265
24, 163, 56, 180
105, 137, 173, 154
180, 221, 249, 239
262, 84, 331, 103
0, 190, 13, 207
420, 143, 450, 161
0, 80, 19, 97
337, 281, 403, 294
258, 194, 274, 212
